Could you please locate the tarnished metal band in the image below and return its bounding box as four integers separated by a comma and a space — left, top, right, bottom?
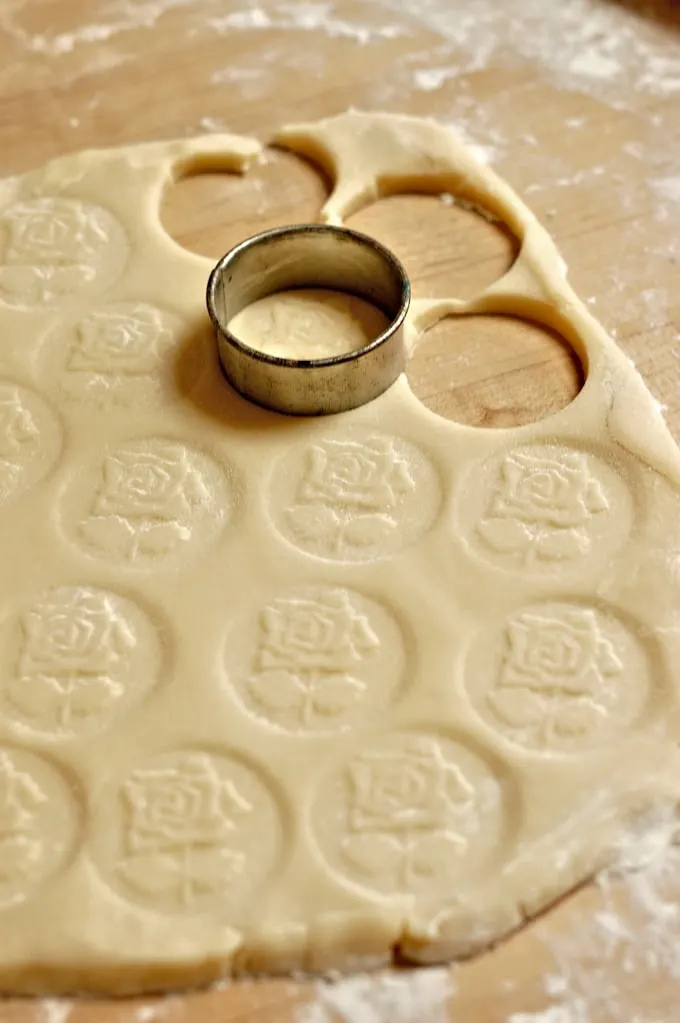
206, 224, 410, 416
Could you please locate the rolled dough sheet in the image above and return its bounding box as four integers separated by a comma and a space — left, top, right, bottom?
0, 112, 678, 994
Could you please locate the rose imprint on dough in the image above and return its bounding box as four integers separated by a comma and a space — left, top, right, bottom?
0, 199, 129, 308
481, 450, 608, 560
270, 435, 442, 562
465, 602, 652, 752
0, 381, 62, 505
41, 302, 187, 409
226, 586, 406, 733
0, 748, 80, 908
3, 587, 162, 737
312, 734, 506, 897
69, 439, 230, 568
458, 444, 633, 573
93, 750, 282, 914
229, 290, 388, 360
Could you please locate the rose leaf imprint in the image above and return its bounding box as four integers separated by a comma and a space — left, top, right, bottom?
288, 439, 415, 554
342, 740, 475, 888
248, 590, 378, 727
478, 450, 609, 565
118, 754, 252, 907
489, 608, 623, 743
0, 754, 46, 887
79, 444, 210, 562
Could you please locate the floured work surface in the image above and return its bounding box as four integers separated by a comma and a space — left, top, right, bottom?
0, 111, 679, 995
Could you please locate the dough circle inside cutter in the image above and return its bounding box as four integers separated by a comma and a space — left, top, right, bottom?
229, 288, 388, 361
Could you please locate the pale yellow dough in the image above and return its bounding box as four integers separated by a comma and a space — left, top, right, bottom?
0, 112, 678, 994
228, 288, 389, 359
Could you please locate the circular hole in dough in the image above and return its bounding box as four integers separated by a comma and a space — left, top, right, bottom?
407, 314, 584, 428
160, 149, 330, 259
345, 194, 518, 300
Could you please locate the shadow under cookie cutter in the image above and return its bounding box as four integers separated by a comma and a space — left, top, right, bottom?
206, 224, 411, 416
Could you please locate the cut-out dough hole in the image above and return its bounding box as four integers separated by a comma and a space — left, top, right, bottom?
161, 150, 329, 259
346, 194, 518, 299
407, 314, 584, 428
229, 289, 389, 360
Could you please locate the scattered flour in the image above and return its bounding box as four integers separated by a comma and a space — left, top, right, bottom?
413, 67, 460, 92
651, 175, 680, 205
39, 1001, 71, 1023
509, 1006, 588, 1023
2, 0, 678, 103
133, 1003, 180, 1021
198, 115, 231, 132
395, 0, 680, 100
206, 3, 405, 45
0, 0, 198, 55
524, 165, 607, 195
508, 1008, 589, 1023
513, 807, 680, 1023
568, 51, 621, 83
441, 121, 504, 165
294, 968, 452, 1023
210, 66, 270, 89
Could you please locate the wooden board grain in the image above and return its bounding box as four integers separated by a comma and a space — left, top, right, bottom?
1, 1, 679, 1020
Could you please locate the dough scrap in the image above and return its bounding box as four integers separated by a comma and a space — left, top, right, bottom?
0, 112, 678, 993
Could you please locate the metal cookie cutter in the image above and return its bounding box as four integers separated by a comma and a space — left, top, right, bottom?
206, 224, 410, 415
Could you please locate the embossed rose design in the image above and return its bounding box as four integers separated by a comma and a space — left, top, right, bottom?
287, 437, 420, 555
18, 590, 135, 679
301, 439, 414, 512
501, 609, 622, 696
124, 754, 250, 853
0, 755, 44, 884
0, 198, 125, 307
247, 293, 378, 359
0, 754, 44, 838
7, 589, 142, 734
478, 450, 609, 564
119, 754, 252, 908
0, 393, 38, 462
349, 742, 473, 832
78, 441, 220, 565
492, 451, 606, 527
4, 200, 107, 267
257, 590, 378, 674
248, 589, 380, 730
67, 306, 171, 376
341, 741, 477, 890
488, 608, 624, 746
93, 447, 202, 521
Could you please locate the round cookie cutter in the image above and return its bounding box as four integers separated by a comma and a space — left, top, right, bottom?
206, 224, 410, 415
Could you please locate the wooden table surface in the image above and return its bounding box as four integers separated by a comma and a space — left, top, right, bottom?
1, 0, 679, 1019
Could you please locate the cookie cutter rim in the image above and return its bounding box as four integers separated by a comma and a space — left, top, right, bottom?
206, 223, 411, 416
